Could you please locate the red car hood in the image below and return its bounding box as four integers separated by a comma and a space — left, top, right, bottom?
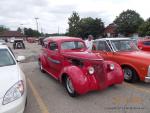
118, 50, 150, 63
62, 51, 103, 60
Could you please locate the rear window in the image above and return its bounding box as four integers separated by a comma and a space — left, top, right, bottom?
0, 49, 16, 67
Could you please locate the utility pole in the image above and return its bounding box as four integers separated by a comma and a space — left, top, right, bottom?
58, 26, 59, 35
35, 17, 39, 32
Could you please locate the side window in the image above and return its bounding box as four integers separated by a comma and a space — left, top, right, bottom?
49, 42, 58, 51
98, 41, 111, 51
143, 41, 150, 46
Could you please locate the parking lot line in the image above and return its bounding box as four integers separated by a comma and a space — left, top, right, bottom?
27, 78, 50, 113
124, 82, 150, 94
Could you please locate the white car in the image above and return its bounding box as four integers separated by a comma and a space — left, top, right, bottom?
0, 45, 27, 113
10, 38, 15, 43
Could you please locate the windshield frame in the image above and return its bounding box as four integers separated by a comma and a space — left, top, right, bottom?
110, 39, 139, 52
0, 49, 16, 67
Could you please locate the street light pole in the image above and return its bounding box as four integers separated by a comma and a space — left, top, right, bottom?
35, 17, 39, 32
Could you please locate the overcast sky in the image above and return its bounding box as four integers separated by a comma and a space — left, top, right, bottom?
0, 0, 150, 34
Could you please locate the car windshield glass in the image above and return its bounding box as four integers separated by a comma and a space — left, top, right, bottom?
61, 41, 85, 50
111, 40, 139, 51
0, 49, 16, 67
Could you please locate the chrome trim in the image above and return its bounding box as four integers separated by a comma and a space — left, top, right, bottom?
145, 76, 150, 83
48, 57, 60, 64
62, 54, 103, 61
105, 40, 113, 52
108, 40, 116, 52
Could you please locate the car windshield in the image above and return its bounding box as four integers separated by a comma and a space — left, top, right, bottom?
61, 41, 85, 50
111, 40, 139, 51
0, 49, 16, 67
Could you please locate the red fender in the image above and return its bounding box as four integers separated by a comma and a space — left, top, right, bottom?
59, 66, 90, 94
39, 53, 48, 68
104, 61, 124, 86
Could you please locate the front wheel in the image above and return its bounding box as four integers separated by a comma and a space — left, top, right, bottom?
39, 61, 45, 73
123, 67, 139, 83
65, 76, 77, 97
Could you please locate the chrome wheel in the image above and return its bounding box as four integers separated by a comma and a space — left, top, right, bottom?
39, 61, 45, 73
66, 77, 74, 94
124, 68, 132, 80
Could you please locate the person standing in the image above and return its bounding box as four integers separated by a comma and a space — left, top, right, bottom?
85, 35, 94, 50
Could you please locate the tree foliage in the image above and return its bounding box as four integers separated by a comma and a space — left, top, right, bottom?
68, 12, 104, 39
24, 28, 41, 37
68, 11, 80, 37
78, 17, 104, 38
0, 25, 9, 33
138, 18, 150, 36
114, 9, 144, 36
17, 27, 22, 33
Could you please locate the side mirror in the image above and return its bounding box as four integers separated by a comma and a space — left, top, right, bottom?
17, 56, 26, 62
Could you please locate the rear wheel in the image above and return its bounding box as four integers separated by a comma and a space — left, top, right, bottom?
123, 67, 139, 83
65, 76, 77, 97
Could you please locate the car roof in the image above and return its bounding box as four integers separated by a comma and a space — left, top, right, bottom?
0, 44, 8, 49
44, 36, 83, 43
94, 37, 131, 41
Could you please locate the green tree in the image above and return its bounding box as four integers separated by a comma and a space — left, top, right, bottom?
138, 18, 150, 36
0, 25, 9, 33
114, 9, 144, 36
78, 17, 104, 39
24, 28, 41, 37
17, 27, 22, 33
68, 11, 80, 37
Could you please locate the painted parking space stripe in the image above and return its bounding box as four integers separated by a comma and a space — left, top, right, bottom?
27, 78, 50, 113
124, 82, 150, 94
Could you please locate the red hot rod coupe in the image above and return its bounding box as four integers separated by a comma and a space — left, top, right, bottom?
38, 37, 123, 97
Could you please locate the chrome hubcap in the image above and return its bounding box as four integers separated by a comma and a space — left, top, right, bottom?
66, 78, 74, 93
39, 62, 43, 70
124, 68, 132, 80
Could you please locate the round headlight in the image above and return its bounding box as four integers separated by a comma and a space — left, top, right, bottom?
110, 64, 115, 70
88, 66, 95, 75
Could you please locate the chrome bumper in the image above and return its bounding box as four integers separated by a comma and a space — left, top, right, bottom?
145, 76, 150, 83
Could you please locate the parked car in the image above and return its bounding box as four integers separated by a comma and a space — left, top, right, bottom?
138, 39, 150, 51
92, 38, 150, 83
13, 39, 25, 49
38, 37, 123, 97
0, 45, 27, 113
10, 37, 15, 43
0, 40, 6, 45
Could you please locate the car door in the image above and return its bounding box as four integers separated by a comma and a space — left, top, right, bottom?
46, 41, 62, 79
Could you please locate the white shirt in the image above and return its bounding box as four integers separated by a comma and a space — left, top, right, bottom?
85, 40, 93, 50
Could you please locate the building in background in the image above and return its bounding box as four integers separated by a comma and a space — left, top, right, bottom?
104, 23, 117, 37
0, 31, 26, 42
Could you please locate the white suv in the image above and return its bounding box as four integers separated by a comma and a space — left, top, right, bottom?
0, 45, 27, 113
